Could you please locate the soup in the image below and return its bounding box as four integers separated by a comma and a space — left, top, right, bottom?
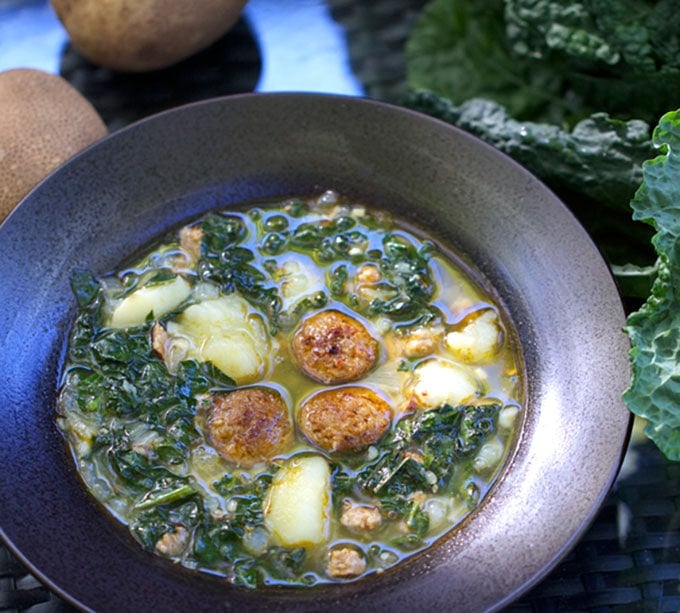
57, 190, 523, 587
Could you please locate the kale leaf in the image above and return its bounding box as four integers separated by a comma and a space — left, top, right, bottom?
623, 109, 680, 460
405, 0, 564, 123
406, 0, 680, 126
403, 0, 680, 282
130, 498, 202, 550
198, 213, 282, 333
503, 0, 680, 123
344, 402, 501, 541
367, 233, 439, 324
403, 91, 656, 280
404, 91, 652, 214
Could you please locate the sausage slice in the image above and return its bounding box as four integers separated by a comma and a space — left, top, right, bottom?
297, 386, 391, 454
291, 310, 378, 384
207, 387, 293, 467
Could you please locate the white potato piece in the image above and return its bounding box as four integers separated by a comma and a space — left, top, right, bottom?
264, 455, 331, 547
407, 357, 483, 409
109, 276, 191, 328
165, 294, 271, 384
445, 310, 502, 363
498, 404, 520, 431
473, 439, 505, 474
276, 258, 324, 310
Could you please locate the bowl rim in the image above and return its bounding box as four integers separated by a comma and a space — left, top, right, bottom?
0, 91, 632, 612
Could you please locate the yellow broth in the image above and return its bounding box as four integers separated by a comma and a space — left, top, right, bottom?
57, 191, 524, 587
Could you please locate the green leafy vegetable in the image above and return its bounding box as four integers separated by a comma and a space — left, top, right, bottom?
359, 402, 499, 495
368, 233, 439, 324
212, 471, 274, 531
335, 402, 502, 545
403, 91, 656, 271
623, 109, 680, 460
403, 0, 680, 273
503, 0, 680, 123
402, 0, 680, 458
404, 91, 652, 215
134, 483, 197, 510
405, 0, 563, 123
199, 213, 282, 333
130, 498, 202, 550
407, 0, 680, 126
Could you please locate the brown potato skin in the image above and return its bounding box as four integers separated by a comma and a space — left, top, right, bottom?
0, 68, 107, 220
297, 386, 391, 454
207, 387, 293, 467
50, 0, 248, 72
291, 310, 379, 385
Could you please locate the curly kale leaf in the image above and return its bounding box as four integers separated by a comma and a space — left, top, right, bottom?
357, 403, 501, 498
505, 1, 622, 64
623, 109, 680, 460
403, 91, 656, 279
504, 0, 680, 124
405, 0, 565, 123
405, 91, 652, 210
406, 0, 680, 126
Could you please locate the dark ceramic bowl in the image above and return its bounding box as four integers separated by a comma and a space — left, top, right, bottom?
0, 93, 631, 611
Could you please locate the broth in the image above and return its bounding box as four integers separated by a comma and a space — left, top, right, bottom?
57, 190, 523, 587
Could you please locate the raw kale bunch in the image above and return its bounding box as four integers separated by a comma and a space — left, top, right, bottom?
406, 0, 679, 126
404, 0, 680, 288
623, 110, 680, 460
403, 0, 680, 459
504, 0, 680, 124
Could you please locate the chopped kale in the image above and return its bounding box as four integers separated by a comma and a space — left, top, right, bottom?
130, 497, 202, 551
334, 402, 502, 544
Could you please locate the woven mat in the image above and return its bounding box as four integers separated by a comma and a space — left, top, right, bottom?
3, 1, 679, 611
59, 16, 261, 132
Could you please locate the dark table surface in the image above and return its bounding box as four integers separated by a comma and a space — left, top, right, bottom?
1, 1, 679, 611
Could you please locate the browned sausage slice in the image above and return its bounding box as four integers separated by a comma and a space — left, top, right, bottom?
291, 309, 378, 384
207, 387, 293, 467
297, 386, 391, 454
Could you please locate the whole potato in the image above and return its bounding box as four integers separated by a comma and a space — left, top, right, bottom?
0, 68, 107, 221
50, 0, 249, 72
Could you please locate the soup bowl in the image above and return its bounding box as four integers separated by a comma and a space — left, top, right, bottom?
0, 93, 631, 611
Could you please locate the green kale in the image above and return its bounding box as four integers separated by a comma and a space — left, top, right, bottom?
261, 546, 307, 582
70, 268, 101, 308
503, 0, 680, 123
369, 234, 438, 324
342, 402, 501, 540
405, 0, 564, 123
212, 471, 274, 533
108, 447, 184, 493
403, 89, 656, 283
134, 482, 196, 511
623, 109, 680, 460
404, 91, 652, 214
129, 497, 202, 550
198, 213, 282, 333
406, 0, 680, 126
403, 0, 680, 282
191, 520, 240, 565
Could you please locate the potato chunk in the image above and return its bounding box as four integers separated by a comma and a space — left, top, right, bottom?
445, 310, 502, 363
406, 357, 483, 409
264, 455, 331, 547
165, 294, 271, 384
109, 276, 191, 328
